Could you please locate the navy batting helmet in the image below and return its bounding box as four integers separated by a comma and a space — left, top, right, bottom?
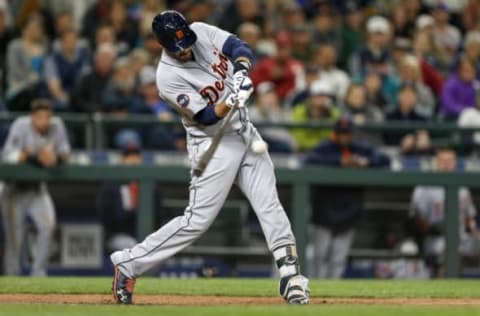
152, 10, 197, 53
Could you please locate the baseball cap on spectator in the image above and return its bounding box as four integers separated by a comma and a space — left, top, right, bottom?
366, 16, 390, 34
343, 0, 361, 15
140, 66, 156, 86
310, 79, 334, 97
281, 1, 302, 13
464, 31, 480, 47
416, 14, 434, 30
115, 129, 142, 154
256, 81, 276, 96
433, 2, 449, 12
275, 31, 292, 48
334, 117, 353, 133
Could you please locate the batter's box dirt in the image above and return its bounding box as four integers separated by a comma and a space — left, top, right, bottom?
1, 294, 480, 306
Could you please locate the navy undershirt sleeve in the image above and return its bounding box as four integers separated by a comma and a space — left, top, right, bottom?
193, 106, 221, 125
222, 35, 254, 63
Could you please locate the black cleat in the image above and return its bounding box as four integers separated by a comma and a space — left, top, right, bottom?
112, 266, 136, 304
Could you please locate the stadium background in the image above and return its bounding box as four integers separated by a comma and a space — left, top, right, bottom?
0, 0, 480, 281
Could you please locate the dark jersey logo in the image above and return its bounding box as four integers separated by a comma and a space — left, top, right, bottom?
177, 94, 190, 107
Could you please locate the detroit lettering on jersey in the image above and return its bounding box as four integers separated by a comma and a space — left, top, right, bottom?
200, 50, 229, 105
156, 22, 246, 137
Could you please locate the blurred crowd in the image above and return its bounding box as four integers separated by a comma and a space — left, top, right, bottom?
0, 0, 480, 152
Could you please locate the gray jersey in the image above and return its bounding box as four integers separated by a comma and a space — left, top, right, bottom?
1, 115, 69, 276
2, 116, 71, 162
410, 186, 477, 239
156, 22, 247, 137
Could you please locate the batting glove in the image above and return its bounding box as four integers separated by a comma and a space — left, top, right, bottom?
233, 70, 253, 105
225, 93, 238, 108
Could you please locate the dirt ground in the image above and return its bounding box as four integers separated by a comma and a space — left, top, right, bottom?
1, 294, 480, 306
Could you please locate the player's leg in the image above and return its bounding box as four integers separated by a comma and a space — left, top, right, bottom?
328, 229, 354, 279
235, 132, 309, 304
1, 190, 27, 275
111, 136, 245, 303
27, 190, 56, 276
311, 225, 333, 279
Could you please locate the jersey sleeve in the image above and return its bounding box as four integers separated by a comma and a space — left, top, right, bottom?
191, 22, 232, 52
158, 77, 207, 120
53, 118, 71, 155
410, 187, 429, 219
460, 188, 477, 218
2, 118, 25, 162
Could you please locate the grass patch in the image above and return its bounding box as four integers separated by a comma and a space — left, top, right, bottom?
1, 277, 480, 298
1, 304, 480, 316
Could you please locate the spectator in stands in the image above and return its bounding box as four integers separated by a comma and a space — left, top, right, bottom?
314, 43, 350, 101
6, 14, 48, 110
431, 3, 462, 70
385, 83, 431, 155
463, 0, 480, 31
441, 58, 479, 119
341, 83, 384, 124
410, 148, 480, 278
455, 31, 480, 79
132, 66, 172, 119
290, 25, 316, 64
304, 117, 390, 278
292, 80, 340, 152
102, 57, 136, 114
341, 83, 384, 145
72, 43, 116, 113
138, 0, 166, 36
143, 32, 163, 64
185, 0, 214, 22
339, 1, 364, 70
82, 0, 112, 46
349, 15, 392, 78
412, 29, 444, 98
277, 1, 306, 33
251, 31, 305, 102
237, 22, 263, 61
53, 11, 75, 38
364, 72, 390, 111
249, 82, 296, 153
52, 11, 89, 51
394, 55, 436, 118
312, 8, 340, 51
0, 5, 14, 96
129, 48, 151, 85
43, 29, 91, 111
109, 1, 139, 51
218, 0, 263, 34
97, 129, 162, 252
94, 24, 128, 55
391, 4, 413, 38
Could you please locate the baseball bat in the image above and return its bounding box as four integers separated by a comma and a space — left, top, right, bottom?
193, 101, 240, 177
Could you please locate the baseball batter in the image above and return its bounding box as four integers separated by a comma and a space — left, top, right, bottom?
111, 11, 310, 305
1, 99, 70, 276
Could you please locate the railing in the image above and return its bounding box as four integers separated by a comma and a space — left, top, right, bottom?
0, 163, 476, 278
0, 112, 479, 149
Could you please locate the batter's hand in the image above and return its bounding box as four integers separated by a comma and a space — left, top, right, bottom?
225, 93, 238, 108
233, 70, 253, 106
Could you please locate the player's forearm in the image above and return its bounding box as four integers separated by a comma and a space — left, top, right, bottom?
215, 102, 231, 118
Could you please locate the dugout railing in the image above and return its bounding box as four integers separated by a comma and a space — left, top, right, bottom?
0, 112, 479, 150
0, 163, 478, 278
